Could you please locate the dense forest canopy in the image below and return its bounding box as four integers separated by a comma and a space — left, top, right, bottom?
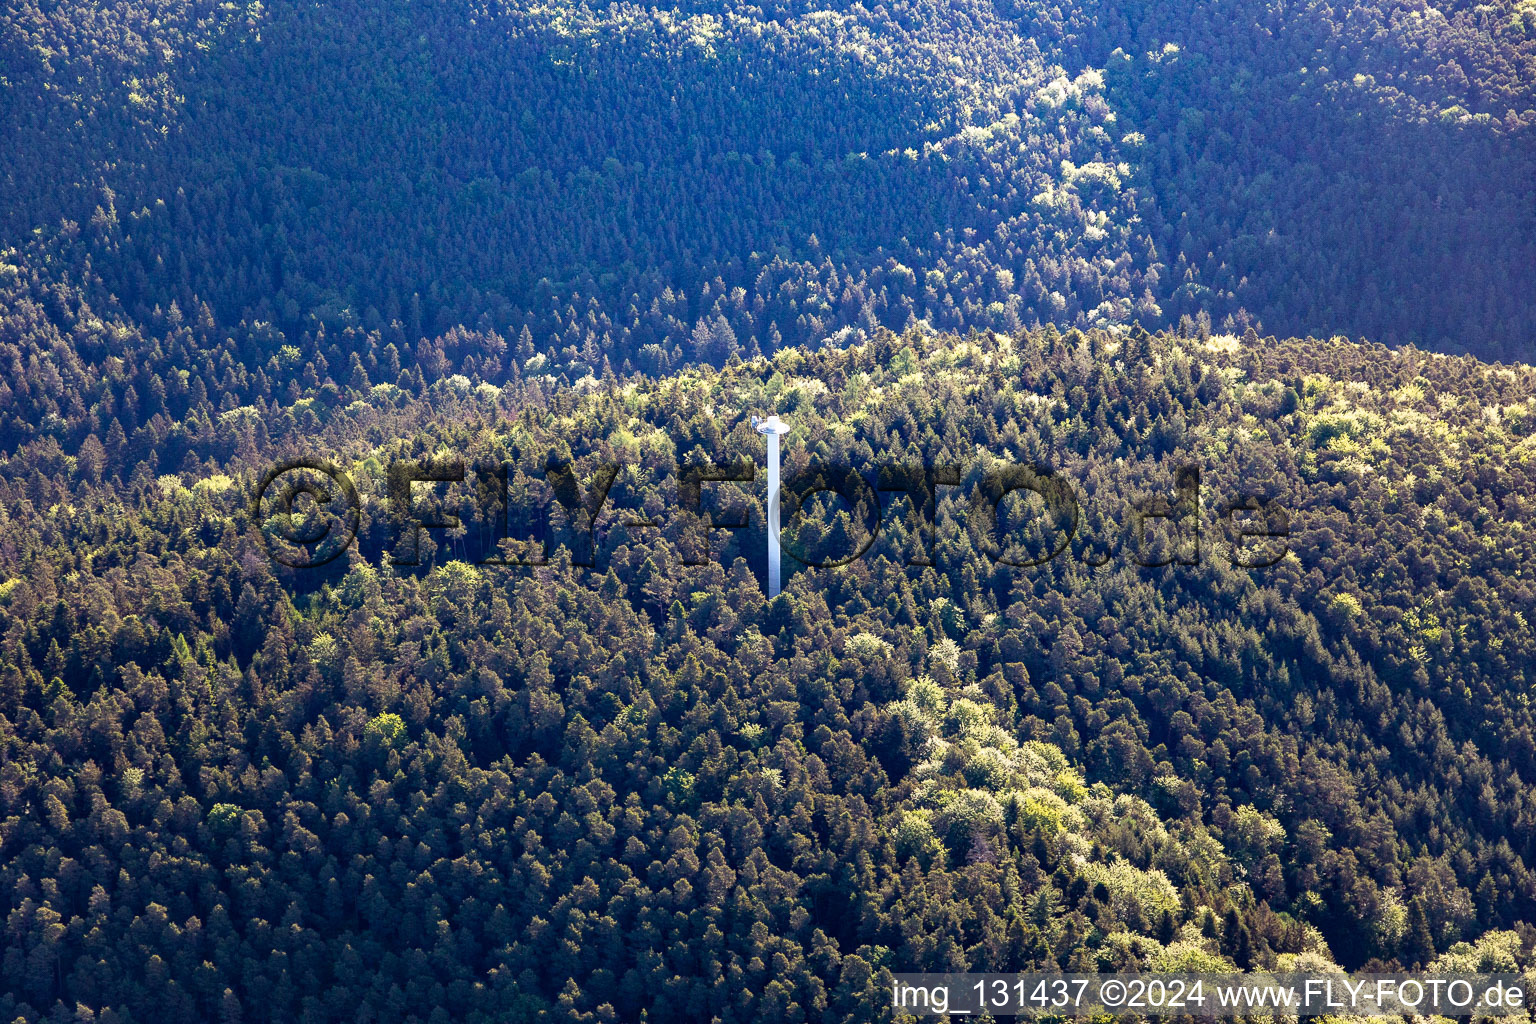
4, 318, 1536, 1021
4, 0, 1536, 1021
3, 0, 1536, 367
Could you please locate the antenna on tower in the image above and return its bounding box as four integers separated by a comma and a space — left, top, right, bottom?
754, 415, 791, 597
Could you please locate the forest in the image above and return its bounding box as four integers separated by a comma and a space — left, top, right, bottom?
4, 309, 1536, 1020
3, 0, 1536, 1020
4, 0, 1536, 370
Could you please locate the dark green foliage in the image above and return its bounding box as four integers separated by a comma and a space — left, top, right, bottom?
4, 0, 1536, 1019
3, 322, 1536, 1020
4, 0, 1536, 368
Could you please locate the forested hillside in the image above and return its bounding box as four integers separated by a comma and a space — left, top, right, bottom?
3, 315, 1536, 1021
4, 0, 1536, 369
5, 0, 1536, 1021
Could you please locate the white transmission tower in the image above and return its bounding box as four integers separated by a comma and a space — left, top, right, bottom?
752, 415, 791, 597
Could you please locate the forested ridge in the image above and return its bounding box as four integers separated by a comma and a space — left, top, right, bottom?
5, 0, 1536, 1021
4, 314, 1536, 1021
4, 0, 1536, 368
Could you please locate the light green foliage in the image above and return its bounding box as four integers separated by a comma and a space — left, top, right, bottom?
207, 802, 243, 833
1328, 592, 1364, 620
1432, 930, 1524, 973
846, 631, 893, 659
365, 712, 406, 747
1227, 804, 1285, 863
1150, 940, 1236, 973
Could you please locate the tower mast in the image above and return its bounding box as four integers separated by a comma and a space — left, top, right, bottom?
752, 415, 791, 597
